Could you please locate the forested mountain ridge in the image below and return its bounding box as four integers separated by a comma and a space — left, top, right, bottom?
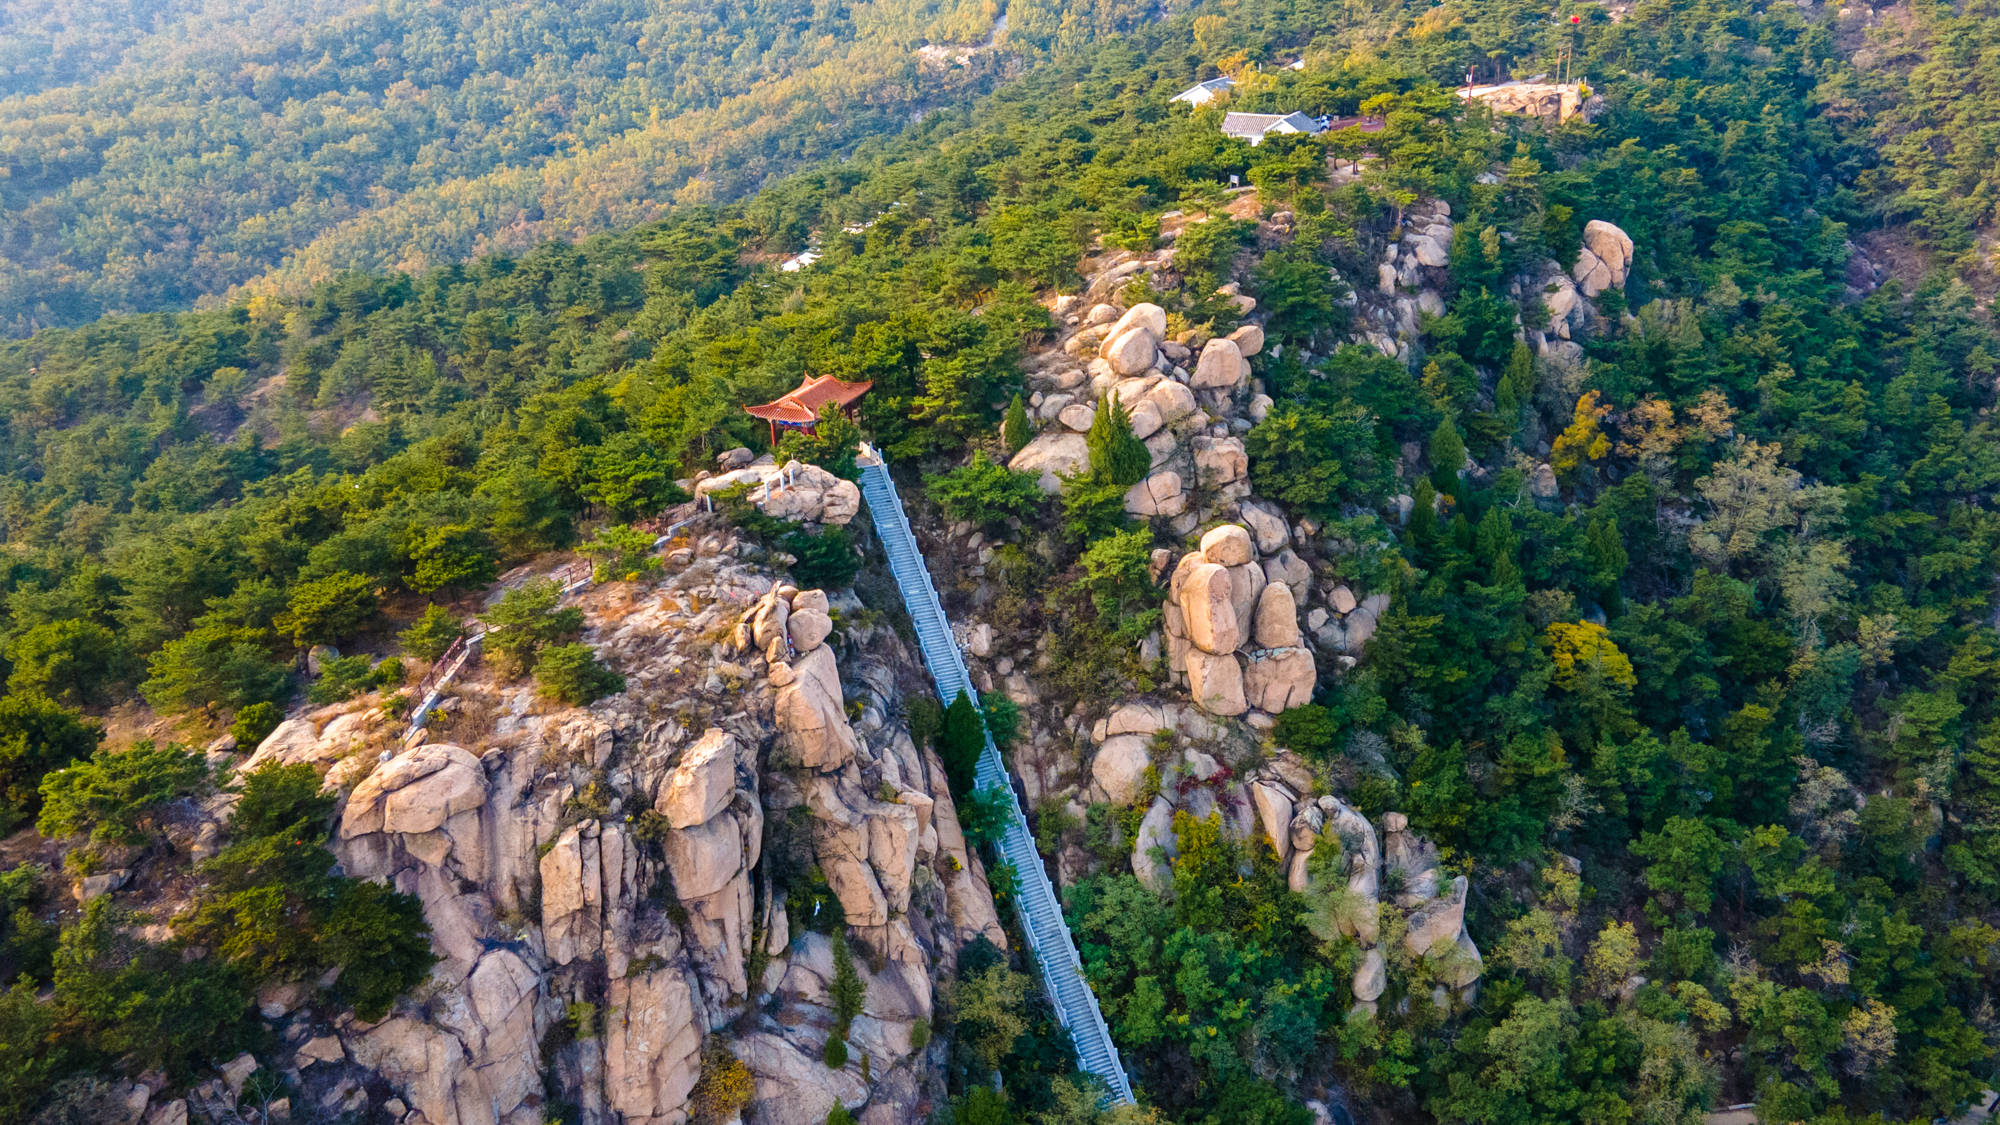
1846, 0, 2000, 280
3, 1, 2000, 1124
0, 0, 1157, 335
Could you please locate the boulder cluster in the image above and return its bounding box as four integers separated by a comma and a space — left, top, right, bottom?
1080, 714, 1485, 1011
695, 455, 862, 526
1363, 201, 1454, 360
727, 583, 1005, 959
1571, 219, 1635, 298
196, 527, 1006, 1125
1268, 788, 1484, 1014
1163, 523, 1316, 720
1009, 296, 1263, 528
1514, 217, 1634, 372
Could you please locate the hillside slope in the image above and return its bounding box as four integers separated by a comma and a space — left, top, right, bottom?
4, 2, 2000, 1124
0, 0, 1156, 335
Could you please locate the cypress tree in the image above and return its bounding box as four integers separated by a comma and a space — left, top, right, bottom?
1086, 394, 1150, 487
1496, 341, 1537, 442
1429, 415, 1467, 493
1001, 393, 1031, 455
938, 690, 985, 797
1408, 479, 1439, 542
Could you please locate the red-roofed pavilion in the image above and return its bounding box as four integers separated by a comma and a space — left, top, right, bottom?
743, 374, 873, 447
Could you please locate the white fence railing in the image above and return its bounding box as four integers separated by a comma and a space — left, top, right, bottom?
855, 446, 1134, 1104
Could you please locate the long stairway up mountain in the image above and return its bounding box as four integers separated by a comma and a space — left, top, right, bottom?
855, 445, 1137, 1106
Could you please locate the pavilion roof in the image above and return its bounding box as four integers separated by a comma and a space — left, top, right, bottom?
743, 374, 873, 424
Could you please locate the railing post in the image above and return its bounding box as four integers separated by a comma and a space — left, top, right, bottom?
857, 457, 1133, 1105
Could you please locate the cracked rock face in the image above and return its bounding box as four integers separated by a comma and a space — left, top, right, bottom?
271, 540, 1008, 1125
1161, 524, 1317, 722
1572, 219, 1634, 297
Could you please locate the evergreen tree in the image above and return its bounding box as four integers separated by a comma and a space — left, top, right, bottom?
1496, 340, 1537, 442
1429, 415, 1467, 493
1409, 479, 1440, 542
1086, 394, 1149, 487
937, 691, 985, 797
1001, 393, 1032, 455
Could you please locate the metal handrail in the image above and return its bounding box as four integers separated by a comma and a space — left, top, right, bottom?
856, 447, 1134, 1104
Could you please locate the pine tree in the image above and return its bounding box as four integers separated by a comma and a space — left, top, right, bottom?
1085, 394, 1150, 487
1001, 393, 1031, 455
1429, 415, 1467, 493
1496, 340, 1537, 442
938, 690, 986, 797
1409, 478, 1439, 541
1585, 516, 1630, 607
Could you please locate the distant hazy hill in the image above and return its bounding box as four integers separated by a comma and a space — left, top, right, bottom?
0, 0, 1153, 334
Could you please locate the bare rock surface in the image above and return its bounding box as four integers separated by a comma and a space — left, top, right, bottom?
257, 532, 1005, 1125
1572, 219, 1635, 296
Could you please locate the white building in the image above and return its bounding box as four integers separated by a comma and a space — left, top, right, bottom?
1170, 76, 1236, 107
1220, 111, 1327, 146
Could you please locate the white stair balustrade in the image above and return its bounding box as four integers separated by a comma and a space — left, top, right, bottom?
856, 450, 1135, 1106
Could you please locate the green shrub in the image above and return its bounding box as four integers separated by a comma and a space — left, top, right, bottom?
320, 880, 438, 1021
981, 695, 1021, 752
827, 1106, 859, 1125
0, 696, 102, 835
0, 864, 57, 983
534, 644, 625, 704
1056, 473, 1129, 545
37, 742, 207, 846
481, 579, 584, 677
307, 654, 403, 704
822, 1034, 849, 1069
1077, 527, 1160, 627
230, 762, 335, 839
929, 454, 1043, 530
958, 786, 1012, 847
1271, 703, 1342, 760
45, 901, 252, 1080
985, 859, 1018, 901
398, 604, 465, 662
906, 697, 943, 750
227, 702, 283, 750
585, 524, 663, 583
1245, 400, 1388, 516
786, 526, 860, 590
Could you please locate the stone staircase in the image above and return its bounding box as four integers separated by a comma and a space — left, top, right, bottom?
856, 446, 1135, 1105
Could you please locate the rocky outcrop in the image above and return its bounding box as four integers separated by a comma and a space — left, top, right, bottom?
1572, 219, 1634, 297
1162, 523, 1317, 721
256, 532, 1007, 1125
695, 459, 862, 526
1008, 431, 1090, 492
1457, 80, 1598, 124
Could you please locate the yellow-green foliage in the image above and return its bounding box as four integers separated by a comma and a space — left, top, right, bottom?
688, 1043, 754, 1125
